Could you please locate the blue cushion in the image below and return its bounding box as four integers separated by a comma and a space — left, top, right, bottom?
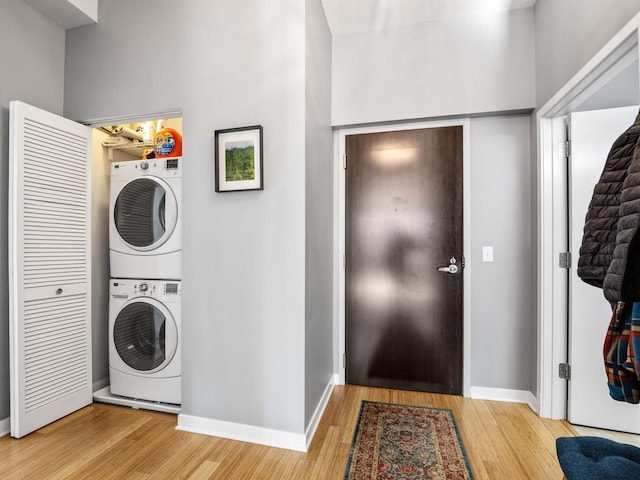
556, 436, 640, 480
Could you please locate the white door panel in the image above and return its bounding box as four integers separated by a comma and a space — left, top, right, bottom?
568, 105, 640, 433
9, 100, 92, 438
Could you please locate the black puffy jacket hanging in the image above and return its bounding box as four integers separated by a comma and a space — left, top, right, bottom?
578, 109, 640, 304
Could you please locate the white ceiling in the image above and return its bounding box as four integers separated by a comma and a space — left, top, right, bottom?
321, 0, 537, 36
23, 0, 97, 29
25, 0, 536, 34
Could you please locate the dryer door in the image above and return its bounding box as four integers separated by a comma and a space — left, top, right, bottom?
113, 177, 178, 252
113, 298, 178, 373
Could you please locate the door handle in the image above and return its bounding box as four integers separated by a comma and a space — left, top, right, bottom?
437, 264, 459, 274
438, 265, 458, 273
437, 257, 459, 274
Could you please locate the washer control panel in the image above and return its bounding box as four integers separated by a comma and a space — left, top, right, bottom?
110, 279, 182, 301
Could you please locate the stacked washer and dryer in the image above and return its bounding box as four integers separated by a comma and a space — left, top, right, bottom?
108, 157, 182, 405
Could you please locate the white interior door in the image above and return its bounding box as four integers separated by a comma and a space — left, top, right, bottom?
568, 105, 640, 433
9, 101, 92, 438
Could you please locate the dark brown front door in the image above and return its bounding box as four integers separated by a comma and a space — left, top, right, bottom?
345, 126, 463, 394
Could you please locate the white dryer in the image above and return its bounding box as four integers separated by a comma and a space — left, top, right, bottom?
109, 279, 181, 404
110, 157, 182, 280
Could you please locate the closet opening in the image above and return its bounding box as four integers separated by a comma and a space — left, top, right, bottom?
88, 115, 183, 415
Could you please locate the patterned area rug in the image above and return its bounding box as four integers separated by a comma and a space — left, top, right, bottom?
344, 401, 474, 480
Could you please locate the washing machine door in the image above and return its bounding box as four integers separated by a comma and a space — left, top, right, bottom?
113, 176, 178, 252
112, 298, 178, 373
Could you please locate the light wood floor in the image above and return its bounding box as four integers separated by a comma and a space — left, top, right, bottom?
0, 385, 577, 479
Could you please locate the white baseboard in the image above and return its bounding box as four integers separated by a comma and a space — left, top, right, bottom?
176, 375, 338, 453
177, 415, 307, 452
0, 417, 10, 437
470, 386, 532, 404
527, 391, 540, 414
305, 375, 337, 450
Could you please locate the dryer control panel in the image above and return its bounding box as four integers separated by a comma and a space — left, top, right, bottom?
111, 157, 182, 179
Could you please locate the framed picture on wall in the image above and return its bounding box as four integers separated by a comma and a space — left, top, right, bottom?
215, 125, 264, 192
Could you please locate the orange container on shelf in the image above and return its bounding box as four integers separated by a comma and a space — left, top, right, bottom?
153, 127, 182, 157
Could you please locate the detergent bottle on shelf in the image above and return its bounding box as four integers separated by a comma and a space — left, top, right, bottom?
153, 127, 182, 157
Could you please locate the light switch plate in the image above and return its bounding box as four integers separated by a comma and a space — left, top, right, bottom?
483, 246, 494, 262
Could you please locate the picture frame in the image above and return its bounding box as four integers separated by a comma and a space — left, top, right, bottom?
215, 125, 264, 192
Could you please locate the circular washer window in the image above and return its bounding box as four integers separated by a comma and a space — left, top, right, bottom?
114, 177, 177, 251
113, 301, 175, 372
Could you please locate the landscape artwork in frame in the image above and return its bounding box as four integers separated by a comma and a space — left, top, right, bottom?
215, 125, 263, 192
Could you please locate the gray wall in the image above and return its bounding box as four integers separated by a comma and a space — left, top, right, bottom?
304, 1, 334, 426
65, 0, 331, 435
470, 115, 532, 390
331, 8, 535, 126
534, 0, 640, 109
0, 0, 66, 423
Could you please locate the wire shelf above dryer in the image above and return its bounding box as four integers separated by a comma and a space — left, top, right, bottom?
103, 140, 154, 160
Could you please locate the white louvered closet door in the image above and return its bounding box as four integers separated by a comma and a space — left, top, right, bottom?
9, 101, 92, 438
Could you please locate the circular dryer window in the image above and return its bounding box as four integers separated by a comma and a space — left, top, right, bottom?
113, 300, 177, 372
114, 177, 178, 251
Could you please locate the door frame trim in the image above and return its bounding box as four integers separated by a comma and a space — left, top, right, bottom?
537, 14, 640, 419
334, 118, 472, 397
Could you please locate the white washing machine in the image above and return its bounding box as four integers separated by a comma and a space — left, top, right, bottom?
110, 157, 182, 280
109, 279, 181, 404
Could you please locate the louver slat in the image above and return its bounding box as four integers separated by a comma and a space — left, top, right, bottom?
9, 101, 92, 438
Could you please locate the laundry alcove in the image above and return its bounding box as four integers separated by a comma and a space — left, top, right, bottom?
9, 101, 184, 437
90, 115, 183, 414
